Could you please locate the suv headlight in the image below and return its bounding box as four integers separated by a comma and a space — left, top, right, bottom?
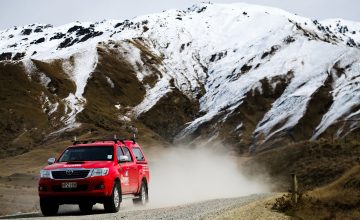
40, 170, 51, 178
91, 168, 109, 177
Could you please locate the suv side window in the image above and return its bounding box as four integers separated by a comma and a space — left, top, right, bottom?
116, 146, 124, 161
122, 147, 133, 162
132, 147, 145, 161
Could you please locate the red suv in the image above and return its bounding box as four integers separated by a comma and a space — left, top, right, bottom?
38, 139, 150, 216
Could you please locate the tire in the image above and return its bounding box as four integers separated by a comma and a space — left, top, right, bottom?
79, 202, 93, 214
133, 180, 148, 206
104, 181, 121, 213
40, 198, 59, 216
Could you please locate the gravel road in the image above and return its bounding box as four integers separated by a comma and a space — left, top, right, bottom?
0, 194, 270, 220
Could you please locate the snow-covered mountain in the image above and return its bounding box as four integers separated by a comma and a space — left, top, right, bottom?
1, 3, 360, 155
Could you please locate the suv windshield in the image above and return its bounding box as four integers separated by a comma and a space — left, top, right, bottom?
59, 146, 114, 162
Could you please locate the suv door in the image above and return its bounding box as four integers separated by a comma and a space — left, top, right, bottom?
117, 146, 131, 193
122, 147, 139, 193
131, 147, 146, 162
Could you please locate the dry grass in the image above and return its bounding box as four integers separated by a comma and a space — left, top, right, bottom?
244, 139, 360, 219
0, 62, 51, 158
272, 165, 360, 220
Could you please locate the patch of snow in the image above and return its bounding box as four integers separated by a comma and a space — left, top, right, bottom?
235, 123, 243, 131
38, 72, 51, 87
119, 115, 131, 122
39, 92, 58, 116
105, 76, 114, 88
22, 59, 36, 79
132, 77, 172, 116
57, 93, 83, 131
65, 48, 98, 98
115, 104, 121, 110
58, 47, 98, 128
48, 102, 59, 115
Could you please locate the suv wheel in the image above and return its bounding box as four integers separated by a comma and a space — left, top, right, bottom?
79, 202, 93, 214
40, 198, 59, 216
104, 181, 121, 213
133, 181, 148, 205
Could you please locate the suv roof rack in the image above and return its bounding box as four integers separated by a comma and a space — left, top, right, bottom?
72, 138, 126, 145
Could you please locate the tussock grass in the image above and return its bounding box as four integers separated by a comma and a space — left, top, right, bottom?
273, 165, 360, 219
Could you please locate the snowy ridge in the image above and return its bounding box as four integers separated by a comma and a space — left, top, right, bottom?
313, 50, 360, 139
1, 3, 360, 144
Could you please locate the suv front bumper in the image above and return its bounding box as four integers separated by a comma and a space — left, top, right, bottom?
38, 176, 113, 198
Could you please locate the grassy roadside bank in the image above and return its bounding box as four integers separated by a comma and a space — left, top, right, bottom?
244, 140, 360, 219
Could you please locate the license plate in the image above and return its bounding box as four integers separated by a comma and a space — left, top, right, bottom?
61, 182, 77, 189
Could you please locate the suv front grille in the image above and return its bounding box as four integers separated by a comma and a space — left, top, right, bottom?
52, 170, 90, 179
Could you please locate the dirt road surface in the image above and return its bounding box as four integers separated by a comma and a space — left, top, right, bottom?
0, 194, 289, 220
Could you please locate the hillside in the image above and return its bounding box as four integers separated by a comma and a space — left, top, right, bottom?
1, 3, 360, 157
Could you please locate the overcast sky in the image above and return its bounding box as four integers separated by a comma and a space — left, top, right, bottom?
0, 0, 359, 30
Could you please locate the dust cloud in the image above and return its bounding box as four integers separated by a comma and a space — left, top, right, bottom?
147, 143, 269, 207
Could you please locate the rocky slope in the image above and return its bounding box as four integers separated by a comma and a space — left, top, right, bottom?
1, 3, 360, 157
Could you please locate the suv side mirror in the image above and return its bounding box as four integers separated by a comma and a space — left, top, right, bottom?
47, 157, 56, 165
118, 155, 130, 163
